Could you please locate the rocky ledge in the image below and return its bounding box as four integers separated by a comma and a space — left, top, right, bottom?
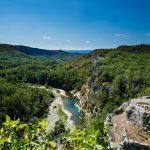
105, 96, 150, 150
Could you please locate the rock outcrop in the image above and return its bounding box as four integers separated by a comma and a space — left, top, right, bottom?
72, 56, 104, 116
105, 96, 150, 150
91, 55, 104, 76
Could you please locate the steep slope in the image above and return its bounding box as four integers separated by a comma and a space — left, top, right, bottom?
68, 44, 150, 129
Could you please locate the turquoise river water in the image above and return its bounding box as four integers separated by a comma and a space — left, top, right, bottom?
62, 97, 80, 126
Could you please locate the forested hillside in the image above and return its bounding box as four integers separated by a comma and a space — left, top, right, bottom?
65, 44, 150, 128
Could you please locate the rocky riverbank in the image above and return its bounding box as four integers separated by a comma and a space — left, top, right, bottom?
47, 88, 75, 131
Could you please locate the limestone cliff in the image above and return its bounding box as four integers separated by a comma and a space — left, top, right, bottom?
105, 96, 150, 150
72, 55, 104, 116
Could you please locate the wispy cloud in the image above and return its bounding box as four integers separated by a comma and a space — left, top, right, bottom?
115, 34, 129, 37
84, 40, 91, 44
146, 33, 150, 36
42, 36, 52, 40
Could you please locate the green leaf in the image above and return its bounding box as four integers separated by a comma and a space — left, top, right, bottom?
16, 124, 28, 131
38, 119, 47, 130
96, 144, 103, 150
0, 139, 7, 144
0, 128, 4, 134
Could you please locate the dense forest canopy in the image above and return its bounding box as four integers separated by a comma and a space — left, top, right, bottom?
0, 44, 150, 119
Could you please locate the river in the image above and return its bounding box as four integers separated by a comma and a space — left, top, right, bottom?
62, 97, 80, 126
46, 88, 80, 131
28, 85, 80, 130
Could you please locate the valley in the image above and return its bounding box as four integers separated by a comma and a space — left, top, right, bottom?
0, 44, 150, 149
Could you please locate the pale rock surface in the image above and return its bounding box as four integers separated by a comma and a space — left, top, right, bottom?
105, 96, 150, 150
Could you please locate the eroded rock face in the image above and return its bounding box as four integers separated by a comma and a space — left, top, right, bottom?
91, 55, 104, 76
113, 102, 129, 115
105, 96, 150, 150
72, 56, 105, 116
125, 96, 150, 130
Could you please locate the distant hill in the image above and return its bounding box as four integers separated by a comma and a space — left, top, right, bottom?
16, 45, 68, 56
0, 44, 80, 59
93, 44, 150, 55
116, 44, 150, 53
64, 50, 92, 54
0, 44, 17, 52
1, 44, 150, 59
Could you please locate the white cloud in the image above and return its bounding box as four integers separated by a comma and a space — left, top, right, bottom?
42, 36, 52, 40
146, 33, 150, 36
84, 40, 91, 44
115, 34, 129, 37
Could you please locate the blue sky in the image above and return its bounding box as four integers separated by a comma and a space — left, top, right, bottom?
0, 0, 150, 50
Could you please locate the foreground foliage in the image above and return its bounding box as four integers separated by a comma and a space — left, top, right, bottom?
0, 116, 54, 150
62, 128, 111, 150
0, 116, 112, 150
